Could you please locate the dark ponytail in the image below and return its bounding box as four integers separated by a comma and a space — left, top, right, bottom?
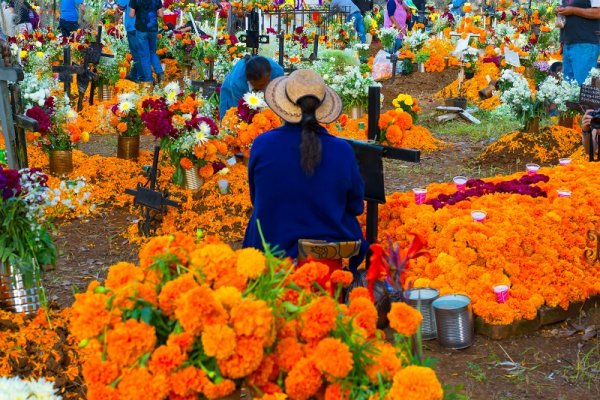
297, 96, 322, 176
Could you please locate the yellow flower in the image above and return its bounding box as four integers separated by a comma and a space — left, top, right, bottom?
81, 131, 90, 143
35, 51, 44, 58
19, 50, 27, 59
235, 248, 266, 279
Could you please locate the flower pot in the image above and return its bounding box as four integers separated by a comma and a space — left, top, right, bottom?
182, 166, 203, 191
0, 262, 41, 315
524, 117, 540, 134
98, 84, 114, 102
558, 115, 574, 129
48, 150, 73, 176
350, 106, 365, 119
445, 97, 467, 109
117, 135, 140, 160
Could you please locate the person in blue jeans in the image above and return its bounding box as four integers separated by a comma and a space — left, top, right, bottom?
116, 0, 141, 82
59, 0, 85, 38
219, 55, 284, 120
330, 0, 367, 43
557, 1, 600, 85
450, 0, 467, 17
129, 0, 164, 84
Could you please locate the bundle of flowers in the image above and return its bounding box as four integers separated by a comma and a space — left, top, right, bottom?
378, 109, 443, 152
323, 113, 369, 141
221, 92, 281, 157
498, 69, 544, 128
110, 91, 145, 137
378, 27, 400, 52
330, 66, 380, 111
0, 308, 83, 399
391, 93, 420, 122
461, 47, 480, 75
536, 76, 580, 115
403, 29, 430, 54
370, 163, 600, 325
422, 37, 459, 73
70, 233, 448, 399
26, 95, 89, 152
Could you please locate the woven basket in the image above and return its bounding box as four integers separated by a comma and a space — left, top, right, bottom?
183, 166, 203, 191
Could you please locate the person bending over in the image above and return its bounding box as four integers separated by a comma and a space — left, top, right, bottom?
243, 69, 368, 273
219, 55, 283, 120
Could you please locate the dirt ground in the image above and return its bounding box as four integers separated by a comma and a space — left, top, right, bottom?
43, 68, 600, 399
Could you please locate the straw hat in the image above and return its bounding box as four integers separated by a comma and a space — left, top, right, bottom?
264, 69, 343, 124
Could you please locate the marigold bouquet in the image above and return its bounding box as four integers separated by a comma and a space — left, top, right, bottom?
110, 92, 145, 137
220, 92, 281, 157
25, 95, 88, 152
391, 93, 421, 122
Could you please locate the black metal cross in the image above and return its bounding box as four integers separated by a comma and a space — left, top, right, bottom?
51, 46, 78, 101
80, 26, 114, 109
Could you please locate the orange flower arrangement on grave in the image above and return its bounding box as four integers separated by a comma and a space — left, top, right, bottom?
378, 109, 443, 152
69, 234, 449, 399
221, 92, 282, 157
369, 162, 600, 325
435, 62, 501, 110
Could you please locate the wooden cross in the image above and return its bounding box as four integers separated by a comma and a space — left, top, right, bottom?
0, 40, 38, 169
51, 46, 78, 101
344, 87, 421, 267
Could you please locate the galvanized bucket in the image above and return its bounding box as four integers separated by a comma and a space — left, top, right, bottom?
407, 288, 439, 340
432, 294, 474, 349
0, 262, 41, 315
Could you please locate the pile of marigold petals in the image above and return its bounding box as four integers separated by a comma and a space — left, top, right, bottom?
0, 308, 83, 399
369, 162, 600, 325
478, 125, 582, 165
69, 233, 445, 400
434, 62, 501, 111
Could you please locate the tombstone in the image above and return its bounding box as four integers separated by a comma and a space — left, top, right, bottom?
0, 40, 38, 169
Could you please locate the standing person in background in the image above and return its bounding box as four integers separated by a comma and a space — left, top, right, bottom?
116, 0, 141, 82
59, 0, 85, 37
10, 0, 32, 34
384, 0, 409, 50
556, 1, 600, 85
450, 0, 467, 17
330, 0, 367, 43
129, 0, 165, 84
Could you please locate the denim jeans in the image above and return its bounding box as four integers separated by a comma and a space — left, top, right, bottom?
347, 12, 366, 44
59, 19, 79, 38
136, 30, 164, 82
562, 43, 600, 85
126, 30, 142, 81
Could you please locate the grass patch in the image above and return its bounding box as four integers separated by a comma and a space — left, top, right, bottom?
422, 109, 522, 141
561, 343, 600, 390
466, 361, 487, 383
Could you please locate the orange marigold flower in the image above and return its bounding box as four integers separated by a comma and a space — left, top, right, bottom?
82, 354, 120, 385
284, 357, 322, 400
117, 122, 128, 133
199, 164, 214, 179
217, 336, 264, 379
202, 324, 237, 360
167, 332, 196, 353
106, 319, 156, 368
230, 298, 274, 339
387, 366, 443, 400
213, 286, 243, 310
300, 296, 337, 341
87, 383, 119, 400
277, 318, 299, 340
290, 261, 330, 290
365, 342, 403, 382
117, 367, 169, 400
203, 378, 237, 399
254, 394, 288, 400
348, 287, 370, 302
148, 344, 187, 376
158, 273, 198, 317
247, 354, 277, 388
388, 302, 423, 336
70, 290, 112, 340
274, 337, 305, 372
313, 338, 354, 380
170, 366, 207, 396
324, 383, 350, 400
235, 247, 266, 279
180, 157, 194, 170
330, 270, 353, 287
348, 297, 378, 338
174, 284, 228, 335
189, 244, 237, 285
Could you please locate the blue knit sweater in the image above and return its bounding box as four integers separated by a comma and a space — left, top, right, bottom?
242, 123, 368, 271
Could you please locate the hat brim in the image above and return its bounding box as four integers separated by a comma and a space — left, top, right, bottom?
264, 75, 343, 124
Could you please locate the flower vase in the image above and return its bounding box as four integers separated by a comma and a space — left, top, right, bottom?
182, 166, 203, 191
418, 62, 426, 73
117, 135, 140, 160
524, 117, 540, 134
98, 84, 114, 102
350, 106, 365, 119
558, 115, 574, 129
48, 150, 73, 176
0, 262, 41, 315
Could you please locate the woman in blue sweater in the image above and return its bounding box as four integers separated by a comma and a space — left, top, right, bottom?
242, 69, 367, 272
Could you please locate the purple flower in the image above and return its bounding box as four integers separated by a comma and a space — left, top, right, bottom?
0, 167, 22, 200
26, 106, 51, 133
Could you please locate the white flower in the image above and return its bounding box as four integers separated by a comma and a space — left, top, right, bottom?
164, 82, 181, 95
118, 100, 134, 114
243, 92, 266, 110
194, 128, 210, 144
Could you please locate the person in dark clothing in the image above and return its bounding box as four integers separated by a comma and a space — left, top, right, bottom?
243, 69, 368, 272
59, 0, 85, 38
129, 0, 164, 83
